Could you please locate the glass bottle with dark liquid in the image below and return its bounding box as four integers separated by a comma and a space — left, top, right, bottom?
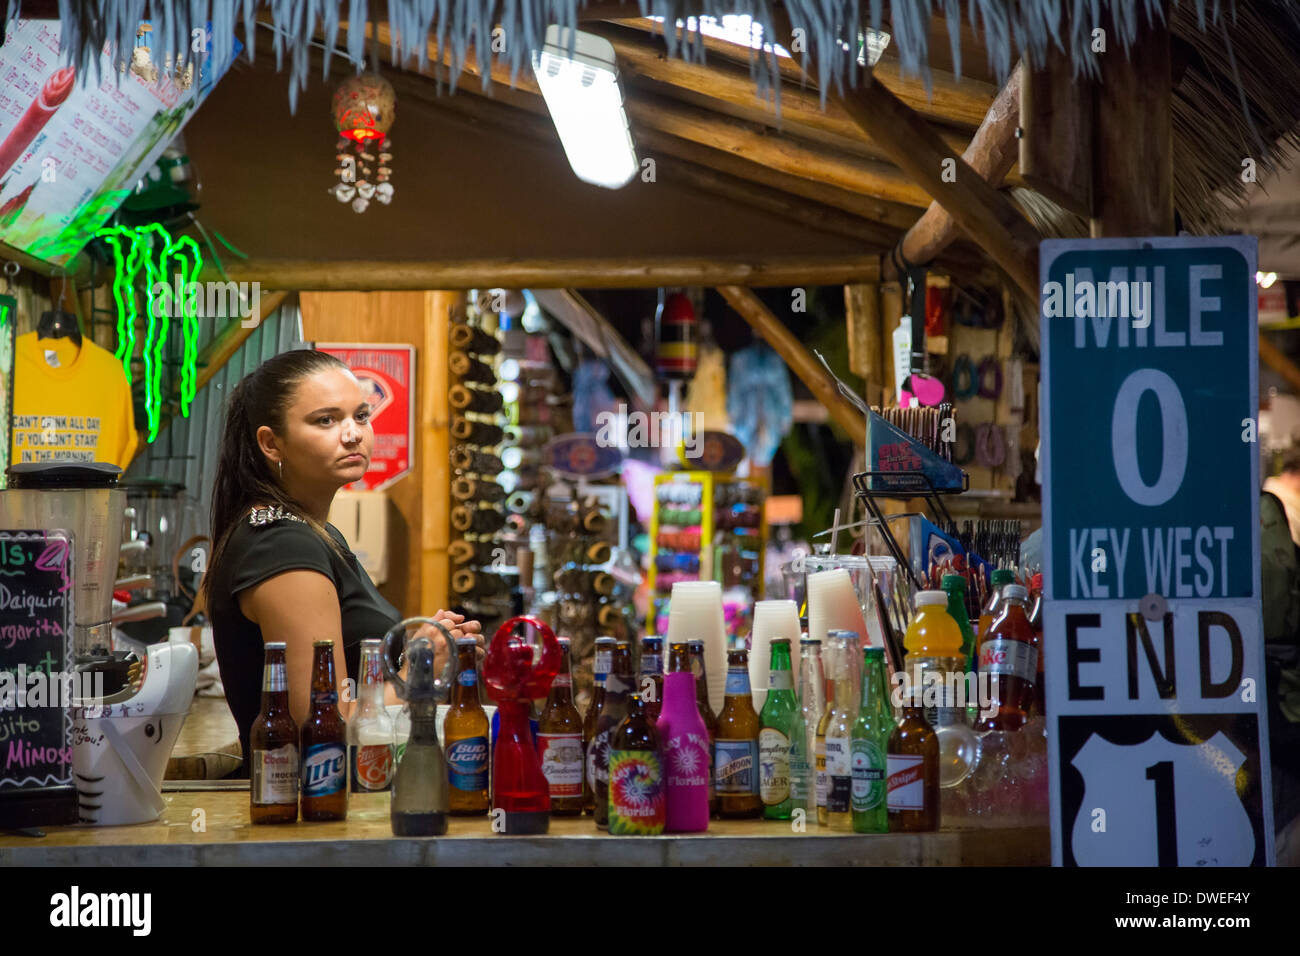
387, 629, 457, 836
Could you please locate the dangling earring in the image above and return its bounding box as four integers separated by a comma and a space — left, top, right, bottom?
278, 460, 284, 480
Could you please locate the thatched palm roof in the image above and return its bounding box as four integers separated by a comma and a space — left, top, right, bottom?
18, 0, 1300, 285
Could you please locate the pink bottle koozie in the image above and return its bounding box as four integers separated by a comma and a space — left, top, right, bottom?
657, 671, 710, 832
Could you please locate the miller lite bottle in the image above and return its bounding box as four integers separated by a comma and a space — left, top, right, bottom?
301, 641, 348, 821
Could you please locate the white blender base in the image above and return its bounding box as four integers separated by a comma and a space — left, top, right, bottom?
71, 642, 198, 826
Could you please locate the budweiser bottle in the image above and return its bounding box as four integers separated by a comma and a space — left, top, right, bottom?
538, 637, 585, 815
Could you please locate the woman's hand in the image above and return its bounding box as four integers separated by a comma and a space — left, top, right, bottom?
415, 610, 485, 676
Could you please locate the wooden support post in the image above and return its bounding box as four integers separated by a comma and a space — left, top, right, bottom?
1090, 3, 1174, 236
422, 291, 461, 617
844, 283, 884, 406
1021, 59, 1092, 218
717, 286, 863, 443
880, 282, 904, 403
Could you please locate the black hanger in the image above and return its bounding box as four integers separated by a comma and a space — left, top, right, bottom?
37, 309, 82, 348
38, 272, 82, 348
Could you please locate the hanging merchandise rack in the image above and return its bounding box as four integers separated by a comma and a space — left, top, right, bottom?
852, 407, 970, 591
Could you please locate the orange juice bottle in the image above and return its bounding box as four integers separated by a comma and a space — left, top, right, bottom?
904, 591, 963, 658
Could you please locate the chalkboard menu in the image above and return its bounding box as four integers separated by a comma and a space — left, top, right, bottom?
0, 529, 77, 827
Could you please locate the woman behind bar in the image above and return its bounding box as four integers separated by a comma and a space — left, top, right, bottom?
204, 349, 481, 774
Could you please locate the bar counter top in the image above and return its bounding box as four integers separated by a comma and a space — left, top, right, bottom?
1, 790, 1050, 866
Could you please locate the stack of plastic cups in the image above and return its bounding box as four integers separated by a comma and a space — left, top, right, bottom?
807, 568, 873, 653
665, 580, 727, 716
749, 599, 802, 712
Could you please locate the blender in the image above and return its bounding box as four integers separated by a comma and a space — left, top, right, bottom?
1, 462, 197, 826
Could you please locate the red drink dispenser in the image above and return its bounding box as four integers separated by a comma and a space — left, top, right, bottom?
483, 616, 560, 834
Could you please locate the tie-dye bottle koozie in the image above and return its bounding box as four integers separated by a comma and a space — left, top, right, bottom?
608, 749, 666, 835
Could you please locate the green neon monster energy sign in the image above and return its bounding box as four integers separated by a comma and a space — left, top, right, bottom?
94, 223, 204, 443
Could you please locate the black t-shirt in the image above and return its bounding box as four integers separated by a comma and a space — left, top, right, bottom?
207, 508, 400, 774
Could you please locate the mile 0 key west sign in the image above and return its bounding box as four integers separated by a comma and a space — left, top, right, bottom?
1040, 236, 1275, 866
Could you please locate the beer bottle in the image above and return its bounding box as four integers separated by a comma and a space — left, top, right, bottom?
814, 639, 836, 826
798, 638, 827, 823
301, 640, 348, 821
759, 639, 797, 820
591, 638, 634, 829
538, 637, 585, 815
659, 642, 710, 832
348, 639, 395, 793
250, 642, 299, 824
445, 637, 490, 815
823, 630, 861, 830
583, 637, 615, 814
887, 680, 940, 832
608, 693, 666, 835
715, 648, 761, 818
851, 647, 893, 833
688, 639, 719, 816
638, 635, 664, 723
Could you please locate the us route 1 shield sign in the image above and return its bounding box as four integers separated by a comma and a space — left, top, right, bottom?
1040, 236, 1275, 866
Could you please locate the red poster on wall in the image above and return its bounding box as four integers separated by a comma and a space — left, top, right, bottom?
316, 344, 415, 491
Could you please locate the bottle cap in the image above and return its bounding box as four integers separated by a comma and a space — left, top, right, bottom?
992, 569, 1016, 586
863, 646, 885, 658
594, 636, 617, 645
914, 590, 949, 608
264, 642, 286, 650
642, 636, 663, 649
941, 574, 966, 591
771, 637, 791, 645
826, 629, 859, 641
455, 636, 478, 646
1004, 584, 1029, 601
799, 637, 822, 645
557, 636, 571, 646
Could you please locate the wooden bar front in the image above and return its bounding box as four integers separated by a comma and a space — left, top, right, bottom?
0, 791, 1050, 866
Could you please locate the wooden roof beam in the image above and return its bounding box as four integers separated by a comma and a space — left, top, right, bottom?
583, 22, 981, 162
765, 11, 1039, 297
605, 16, 997, 129
202, 257, 881, 289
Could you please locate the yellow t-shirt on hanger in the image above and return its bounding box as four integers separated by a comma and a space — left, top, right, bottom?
11, 331, 139, 469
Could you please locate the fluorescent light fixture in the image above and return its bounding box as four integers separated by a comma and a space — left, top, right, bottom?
1257, 271, 1279, 288
648, 15, 890, 66
532, 26, 638, 189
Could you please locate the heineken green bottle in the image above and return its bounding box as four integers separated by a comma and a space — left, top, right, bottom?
850, 647, 893, 833
758, 639, 798, 820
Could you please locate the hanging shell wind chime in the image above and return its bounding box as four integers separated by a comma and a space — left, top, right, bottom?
329, 73, 395, 213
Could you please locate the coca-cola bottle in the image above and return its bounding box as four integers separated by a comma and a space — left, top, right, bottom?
975, 584, 1038, 731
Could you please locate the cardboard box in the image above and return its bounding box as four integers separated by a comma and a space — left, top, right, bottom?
328, 490, 389, 585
